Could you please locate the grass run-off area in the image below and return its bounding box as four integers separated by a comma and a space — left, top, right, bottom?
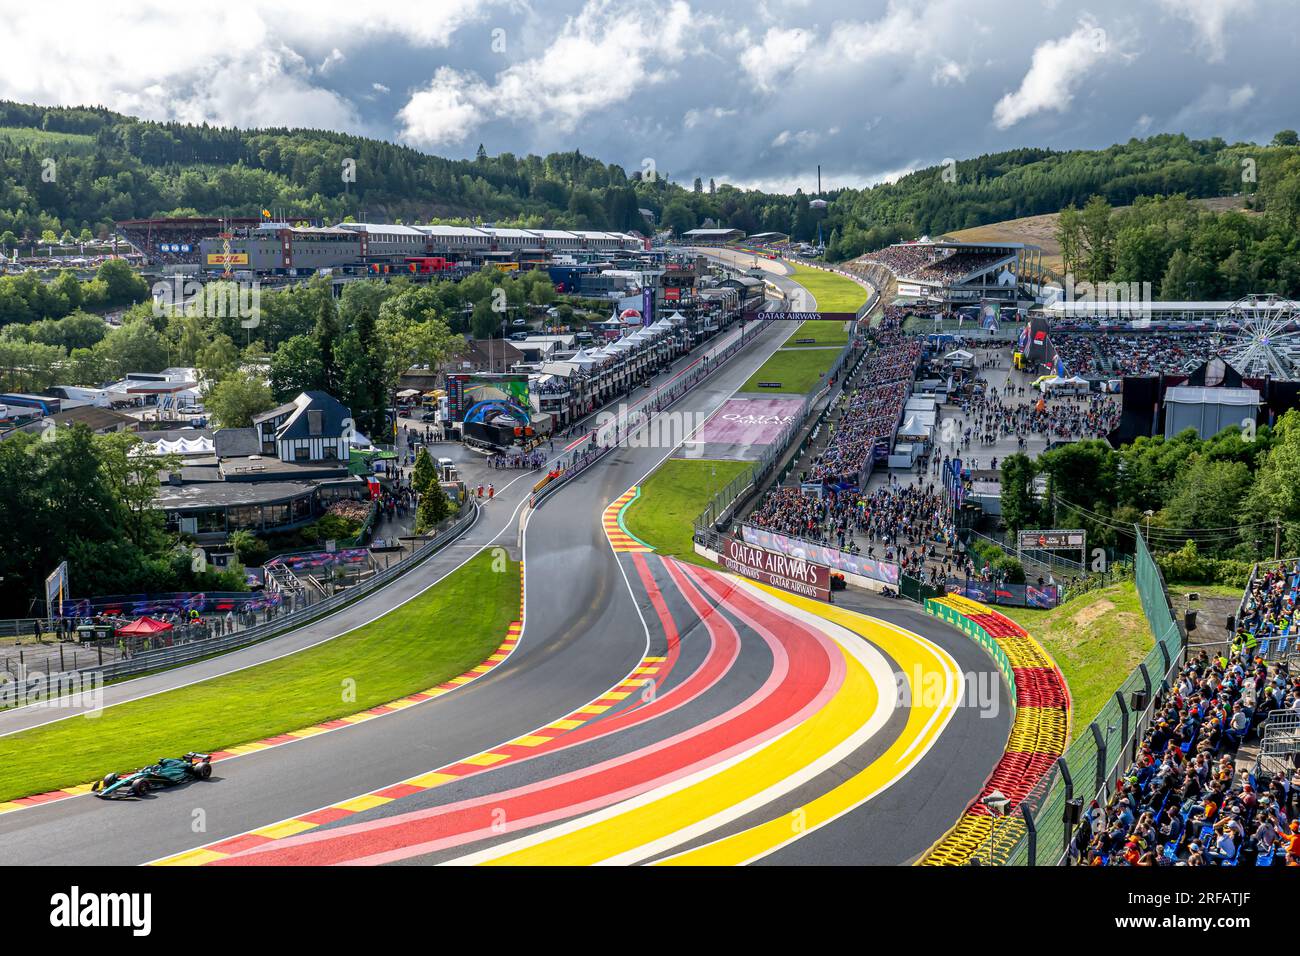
999, 581, 1152, 741
789, 263, 869, 313
781, 319, 850, 349
0, 549, 519, 803
739, 346, 838, 394
622, 458, 753, 566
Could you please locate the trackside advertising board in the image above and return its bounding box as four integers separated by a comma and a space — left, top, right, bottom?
721, 537, 830, 601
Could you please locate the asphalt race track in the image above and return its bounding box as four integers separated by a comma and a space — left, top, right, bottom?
0, 302, 1009, 866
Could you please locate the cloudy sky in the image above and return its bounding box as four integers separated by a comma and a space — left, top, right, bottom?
0, 0, 1291, 193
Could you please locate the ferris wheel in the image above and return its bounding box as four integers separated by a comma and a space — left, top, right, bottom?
1216, 294, 1300, 379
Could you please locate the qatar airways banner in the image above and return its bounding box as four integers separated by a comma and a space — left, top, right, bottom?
721, 536, 830, 601
741, 525, 900, 586
744, 310, 858, 322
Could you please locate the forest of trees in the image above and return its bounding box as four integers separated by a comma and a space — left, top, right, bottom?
5, 101, 1300, 279
0, 100, 815, 245
822, 132, 1300, 264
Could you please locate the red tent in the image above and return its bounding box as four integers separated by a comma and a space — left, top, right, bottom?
116, 616, 174, 636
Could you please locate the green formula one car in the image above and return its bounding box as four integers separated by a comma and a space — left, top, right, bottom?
90, 752, 213, 799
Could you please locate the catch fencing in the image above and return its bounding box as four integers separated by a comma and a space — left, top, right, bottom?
0, 503, 479, 708
999, 527, 1183, 865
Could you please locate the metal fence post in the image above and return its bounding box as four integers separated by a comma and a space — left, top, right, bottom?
1020, 802, 1037, 866
1090, 722, 1106, 793
1114, 691, 1129, 765
1056, 756, 1074, 855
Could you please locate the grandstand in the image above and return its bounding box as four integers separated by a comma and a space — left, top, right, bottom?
116, 217, 260, 266
856, 239, 1047, 306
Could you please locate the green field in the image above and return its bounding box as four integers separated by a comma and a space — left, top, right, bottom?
781, 320, 850, 348
999, 582, 1153, 739
0, 126, 97, 155
789, 263, 869, 313
739, 346, 838, 394
0, 550, 519, 803
623, 458, 752, 565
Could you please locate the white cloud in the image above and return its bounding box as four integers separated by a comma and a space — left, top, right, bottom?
372, 83, 391, 95
827, 4, 931, 63
684, 106, 737, 128
318, 48, 345, 74
932, 59, 968, 86
0, 1, 494, 131
1157, 0, 1253, 62
739, 27, 812, 92
396, 68, 489, 147
398, 0, 697, 147
993, 20, 1112, 129
770, 129, 820, 149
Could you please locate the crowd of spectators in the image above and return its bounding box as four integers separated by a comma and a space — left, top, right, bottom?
1237, 560, 1300, 644
860, 244, 947, 278
807, 321, 920, 482
746, 477, 966, 585
912, 251, 1012, 284
117, 225, 217, 265
1050, 332, 1221, 376
1048, 335, 1104, 376
1072, 648, 1300, 866
860, 245, 1012, 284
949, 386, 1120, 447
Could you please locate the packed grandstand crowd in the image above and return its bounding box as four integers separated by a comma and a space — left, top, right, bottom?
912, 250, 1012, 283
859, 243, 947, 278
806, 317, 920, 483
1238, 560, 1300, 642
1050, 332, 1220, 376
857, 244, 1011, 283
745, 477, 972, 585
117, 224, 215, 264
1071, 646, 1300, 866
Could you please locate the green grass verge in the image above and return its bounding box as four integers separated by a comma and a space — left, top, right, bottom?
0, 550, 519, 802
781, 320, 850, 348
622, 459, 753, 566
789, 263, 869, 313
999, 582, 1152, 740
739, 347, 838, 394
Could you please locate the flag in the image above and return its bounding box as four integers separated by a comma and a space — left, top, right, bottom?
262, 209, 271, 219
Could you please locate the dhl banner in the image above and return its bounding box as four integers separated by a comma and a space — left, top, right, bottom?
206, 253, 249, 265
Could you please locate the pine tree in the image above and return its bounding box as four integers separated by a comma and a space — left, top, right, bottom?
411, 446, 436, 496
416, 478, 451, 534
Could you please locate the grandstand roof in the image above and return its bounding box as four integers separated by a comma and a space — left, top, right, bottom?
419, 225, 490, 238
336, 222, 426, 237
116, 217, 260, 227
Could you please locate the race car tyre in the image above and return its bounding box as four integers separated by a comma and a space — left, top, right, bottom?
102, 773, 118, 787
197, 761, 212, 780
131, 778, 150, 797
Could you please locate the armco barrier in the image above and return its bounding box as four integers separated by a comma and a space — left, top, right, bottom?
920, 594, 1071, 866
0, 503, 480, 707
